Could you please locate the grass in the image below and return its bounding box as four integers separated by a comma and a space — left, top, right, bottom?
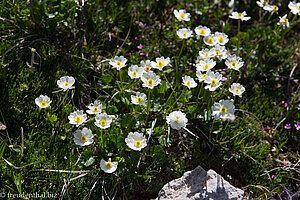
0, 0, 299, 199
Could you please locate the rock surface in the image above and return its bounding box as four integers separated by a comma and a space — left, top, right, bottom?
157, 166, 244, 200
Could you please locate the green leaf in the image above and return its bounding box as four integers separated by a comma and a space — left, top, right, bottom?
106, 105, 118, 114
0, 140, 7, 159
212, 121, 223, 134
151, 145, 166, 166
101, 74, 113, 84
188, 105, 197, 114
49, 114, 57, 123
84, 157, 95, 167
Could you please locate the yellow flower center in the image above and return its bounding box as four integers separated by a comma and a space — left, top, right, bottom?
219, 36, 225, 43
146, 79, 155, 87
296, 5, 300, 10
201, 74, 207, 80
203, 64, 210, 70
284, 18, 288, 24
263, 1, 268, 5
210, 79, 218, 86
273, 5, 278, 11
219, 106, 228, 114
131, 71, 137, 77
185, 81, 191, 86
40, 101, 48, 107
63, 82, 71, 87
116, 61, 122, 66
134, 139, 143, 148
237, 13, 245, 18
230, 61, 238, 67
80, 135, 88, 142
199, 29, 206, 35
144, 66, 150, 72
182, 33, 187, 37
174, 116, 180, 124
215, 50, 221, 55
135, 97, 143, 104
99, 119, 107, 127
204, 53, 209, 57
105, 161, 112, 169
234, 88, 241, 93
206, 37, 214, 44
93, 107, 99, 112
180, 13, 185, 18
74, 116, 83, 123
156, 61, 165, 68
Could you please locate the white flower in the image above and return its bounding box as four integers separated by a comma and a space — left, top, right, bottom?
229, 83, 245, 97
204, 71, 223, 91
277, 14, 289, 29
198, 48, 214, 60
182, 75, 197, 89
140, 60, 152, 73
263, 5, 279, 13
151, 56, 170, 71
173, 9, 191, 21
74, 0, 86, 7
288, 2, 300, 15
214, 32, 229, 45
176, 28, 193, 39
194, 25, 211, 36
35, 95, 52, 109
131, 92, 147, 105
95, 113, 112, 129
128, 65, 144, 79
225, 54, 244, 70
212, 99, 235, 121
125, 132, 147, 151
57, 76, 75, 90
86, 100, 103, 115
196, 59, 216, 72
109, 56, 127, 70
68, 110, 87, 127
196, 71, 208, 82
141, 71, 161, 89
256, 0, 269, 8
166, 111, 188, 130
100, 158, 118, 173
229, 11, 251, 21
73, 127, 94, 146
211, 45, 228, 60
203, 34, 217, 46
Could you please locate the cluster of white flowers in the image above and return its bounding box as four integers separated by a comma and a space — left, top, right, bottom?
256, 0, 281, 13
34, 4, 287, 176
107, 56, 174, 91
256, 1, 299, 30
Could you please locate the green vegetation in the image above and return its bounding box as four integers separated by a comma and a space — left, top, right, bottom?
0, 0, 299, 199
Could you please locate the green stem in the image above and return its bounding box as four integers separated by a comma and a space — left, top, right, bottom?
162, 71, 174, 92
175, 41, 185, 77
145, 89, 151, 125
197, 82, 204, 100
237, 20, 241, 56
167, 87, 186, 112
119, 70, 124, 93
101, 129, 103, 148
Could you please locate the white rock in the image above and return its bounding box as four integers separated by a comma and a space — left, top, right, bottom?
157, 166, 244, 200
